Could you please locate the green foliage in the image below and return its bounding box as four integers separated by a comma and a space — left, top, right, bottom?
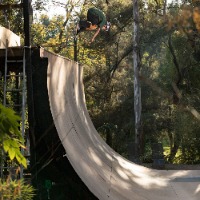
139, 1, 200, 164
30, 0, 200, 165
0, 177, 35, 200
0, 104, 27, 168
31, 15, 66, 48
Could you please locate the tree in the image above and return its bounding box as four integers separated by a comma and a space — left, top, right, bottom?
30, 0, 200, 165
133, 0, 143, 160
0, 103, 27, 168
0, 178, 35, 200
0, 104, 35, 198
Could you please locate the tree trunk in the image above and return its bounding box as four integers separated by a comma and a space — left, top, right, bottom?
133, 0, 142, 160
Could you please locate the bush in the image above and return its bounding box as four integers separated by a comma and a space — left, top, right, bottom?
0, 176, 35, 200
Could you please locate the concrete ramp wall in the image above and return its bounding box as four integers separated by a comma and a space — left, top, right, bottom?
0, 26, 20, 48
41, 47, 200, 200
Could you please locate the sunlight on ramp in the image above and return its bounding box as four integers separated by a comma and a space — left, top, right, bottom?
40, 47, 200, 200
0, 26, 20, 47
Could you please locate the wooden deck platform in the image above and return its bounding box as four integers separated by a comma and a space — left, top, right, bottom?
0, 47, 24, 71
0, 46, 38, 73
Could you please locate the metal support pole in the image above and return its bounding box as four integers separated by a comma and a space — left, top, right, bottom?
3, 40, 8, 106
23, 0, 31, 46
20, 48, 26, 180
74, 36, 78, 62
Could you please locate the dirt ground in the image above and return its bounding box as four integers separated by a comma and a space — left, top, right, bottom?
143, 163, 200, 170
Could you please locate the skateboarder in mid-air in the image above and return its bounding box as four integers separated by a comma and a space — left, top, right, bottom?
76, 7, 111, 43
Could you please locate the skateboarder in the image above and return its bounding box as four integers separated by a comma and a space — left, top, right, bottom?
76, 7, 111, 43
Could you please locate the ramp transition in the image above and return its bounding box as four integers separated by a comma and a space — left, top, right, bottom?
40, 48, 200, 200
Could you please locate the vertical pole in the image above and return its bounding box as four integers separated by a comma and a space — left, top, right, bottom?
20, 49, 26, 180
23, 0, 33, 180
3, 40, 8, 106
23, 0, 38, 189
23, 0, 31, 47
73, 19, 79, 62
1, 40, 9, 178
74, 36, 78, 62
133, 0, 142, 161
21, 51, 26, 147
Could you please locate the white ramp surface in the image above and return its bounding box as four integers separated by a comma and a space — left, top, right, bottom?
0, 26, 20, 48
41, 48, 200, 200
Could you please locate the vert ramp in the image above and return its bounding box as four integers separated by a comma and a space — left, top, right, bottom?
40, 48, 200, 200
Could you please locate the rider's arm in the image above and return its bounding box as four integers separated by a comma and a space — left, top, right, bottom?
91, 27, 100, 43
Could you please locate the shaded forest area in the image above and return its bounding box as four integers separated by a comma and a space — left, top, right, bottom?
30, 0, 200, 165
1, 0, 200, 198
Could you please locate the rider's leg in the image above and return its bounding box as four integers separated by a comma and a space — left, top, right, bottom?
76, 20, 91, 34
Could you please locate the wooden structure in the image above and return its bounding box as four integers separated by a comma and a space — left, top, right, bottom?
0, 26, 28, 180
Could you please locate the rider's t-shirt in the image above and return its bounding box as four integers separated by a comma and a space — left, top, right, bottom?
88, 7, 107, 30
